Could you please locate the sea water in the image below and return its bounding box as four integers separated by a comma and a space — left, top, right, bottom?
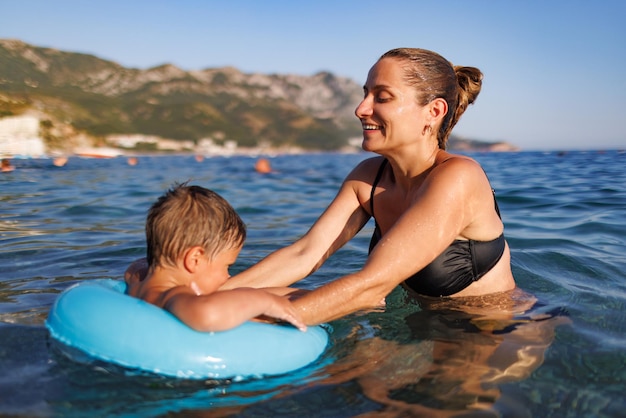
0, 150, 624, 417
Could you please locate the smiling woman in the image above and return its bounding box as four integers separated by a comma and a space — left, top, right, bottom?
219, 48, 516, 325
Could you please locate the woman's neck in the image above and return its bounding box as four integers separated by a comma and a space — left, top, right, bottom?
383, 144, 442, 191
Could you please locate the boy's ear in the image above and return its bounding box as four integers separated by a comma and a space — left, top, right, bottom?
182, 246, 206, 273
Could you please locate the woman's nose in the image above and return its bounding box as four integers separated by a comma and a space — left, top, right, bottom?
355, 96, 372, 119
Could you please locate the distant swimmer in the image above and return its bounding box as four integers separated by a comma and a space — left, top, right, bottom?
1, 158, 15, 172
255, 158, 273, 174
53, 156, 68, 167
127, 157, 138, 166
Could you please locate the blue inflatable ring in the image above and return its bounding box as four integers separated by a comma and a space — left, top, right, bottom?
46, 279, 329, 379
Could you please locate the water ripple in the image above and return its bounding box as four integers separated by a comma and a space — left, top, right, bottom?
1, 151, 625, 416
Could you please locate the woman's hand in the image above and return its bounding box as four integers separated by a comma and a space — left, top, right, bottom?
124, 258, 148, 286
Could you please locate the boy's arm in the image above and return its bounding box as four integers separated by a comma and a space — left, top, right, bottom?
164, 287, 307, 332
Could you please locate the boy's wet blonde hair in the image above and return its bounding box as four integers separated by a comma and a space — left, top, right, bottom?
146, 183, 246, 268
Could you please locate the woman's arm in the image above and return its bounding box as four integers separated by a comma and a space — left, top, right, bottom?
221, 167, 373, 290
291, 158, 485, 324
127, 158, 379, 291
125, 178, 368, 290
262, 287, 311, 299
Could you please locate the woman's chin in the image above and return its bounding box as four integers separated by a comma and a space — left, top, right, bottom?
361, 138, 378, 153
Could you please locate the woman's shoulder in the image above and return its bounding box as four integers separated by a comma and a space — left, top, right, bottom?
435, 152, 485, 176
349, 155, 386, 178
429, 152, 491, 194
356, 155, 386, 168
437, 150, 479, 165
341, 157, 388, 200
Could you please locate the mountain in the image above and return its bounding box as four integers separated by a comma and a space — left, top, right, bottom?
0, 39, 518, 154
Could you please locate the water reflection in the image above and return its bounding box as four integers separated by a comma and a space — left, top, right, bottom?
305, 288, 570, 416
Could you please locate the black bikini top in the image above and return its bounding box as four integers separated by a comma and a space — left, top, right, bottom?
368, 159, 506, 297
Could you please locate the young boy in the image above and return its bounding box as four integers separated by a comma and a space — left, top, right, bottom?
126, 183, 306, 332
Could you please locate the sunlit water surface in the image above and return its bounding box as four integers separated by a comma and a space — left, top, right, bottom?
1, 150, 624, 417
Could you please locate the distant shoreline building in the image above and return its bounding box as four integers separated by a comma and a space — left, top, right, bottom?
0, 115, 45, 157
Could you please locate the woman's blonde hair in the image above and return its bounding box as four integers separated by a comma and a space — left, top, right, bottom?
380, 48, 483, 149
146, 183, 246, 268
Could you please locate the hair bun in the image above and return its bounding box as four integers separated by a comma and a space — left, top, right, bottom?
454, 66, 483, 107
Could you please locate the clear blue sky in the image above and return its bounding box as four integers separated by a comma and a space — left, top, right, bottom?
1, 0, 624, 150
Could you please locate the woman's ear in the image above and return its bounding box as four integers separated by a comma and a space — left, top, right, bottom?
429, 98, 448, 122
182, 246, 206, 273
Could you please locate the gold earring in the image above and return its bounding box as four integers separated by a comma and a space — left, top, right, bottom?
422, 125, 432, 135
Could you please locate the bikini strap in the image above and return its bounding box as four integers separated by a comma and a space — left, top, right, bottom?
482, 169, 502, 220
370, 159, 388, 217
492, 189, 502, 219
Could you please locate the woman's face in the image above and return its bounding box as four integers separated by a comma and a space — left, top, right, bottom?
355, 58, 428, 153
